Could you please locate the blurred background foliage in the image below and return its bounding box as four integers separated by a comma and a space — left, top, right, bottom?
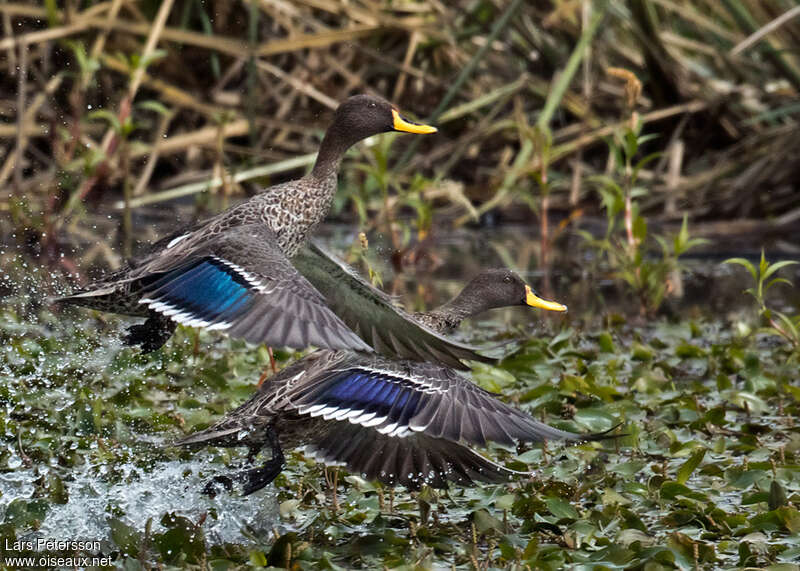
1, 0, 800, 274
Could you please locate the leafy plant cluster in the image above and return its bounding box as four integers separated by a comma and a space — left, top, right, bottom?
725, 252, 800, 353
581, 115, 708, 316
1, 251, 800, 569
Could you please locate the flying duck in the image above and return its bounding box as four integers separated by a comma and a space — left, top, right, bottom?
58, 95, 437, 354
176, 270, 611, 494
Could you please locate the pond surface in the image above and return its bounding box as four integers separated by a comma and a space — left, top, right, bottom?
1, 223, 799, 568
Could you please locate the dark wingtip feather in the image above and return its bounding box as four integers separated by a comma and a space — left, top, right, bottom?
306, 421, 528, 490
575, 422, 627, 442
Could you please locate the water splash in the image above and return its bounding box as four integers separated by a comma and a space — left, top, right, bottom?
0, 255, 281, 548
0, 456, 280, 545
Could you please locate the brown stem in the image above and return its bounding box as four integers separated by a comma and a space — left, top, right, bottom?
624, 186, 635, 251
768, 316, 799, 347
331, 467, 339, 514
540, 192, 551, 298
13, 40, 27, 195
121, 141, 132, 258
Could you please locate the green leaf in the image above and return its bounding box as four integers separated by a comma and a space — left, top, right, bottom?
3, 499, 49, 528
765, 277, 793, 292
136, 100, 171, 116
574, 408, 618, 431
723, 257, 757, 281
623, 129, 638, 159
249, 550, 267, 567
769, 480, 788, 510
545, 497, 578, 520
776, 507, 800, 534
548, 328, 574, 351
472, 508, 504, 533
44, 0, 59, 26
676, 449, 706, 484
471, 363, 516, 392
761, 260, 798, 282
660, 481, 706, 501
675, 342, 706, 359
154, 513, 206, 564
632, 151, 662, 180
637, 133, 660, 146
632, 342, 654, 361
633, 215, 648, 243
137, 49, 167, 70
108, 517, 142, 555
597, 331, 615, 353
774, 311, 800, 342
87, 109, 121, 132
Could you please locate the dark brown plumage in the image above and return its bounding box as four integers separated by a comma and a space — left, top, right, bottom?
176, 270, 609, 495
56, 95, 437, 354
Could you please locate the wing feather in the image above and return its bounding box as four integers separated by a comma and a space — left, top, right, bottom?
136, 225, 370, 352
280, 352, 604, 448
305, 421, 524, 489
292, 242, 494, 369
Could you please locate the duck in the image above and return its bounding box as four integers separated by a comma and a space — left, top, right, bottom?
57, 95, 439, 354
291, 241, 528, 369
176, 269, 610, 495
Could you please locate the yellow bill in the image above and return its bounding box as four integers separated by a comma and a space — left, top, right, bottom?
392, 109, 437, 134
525, 285, 567, 312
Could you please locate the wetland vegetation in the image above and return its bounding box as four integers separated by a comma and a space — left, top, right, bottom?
2, 0, 800, 568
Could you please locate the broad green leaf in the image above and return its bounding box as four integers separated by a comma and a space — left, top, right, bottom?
545, 497, 578, 520
676, 449, 705, 484
108, 517, 141, 555
769, 480, 788, 510
472, 509, 503, 533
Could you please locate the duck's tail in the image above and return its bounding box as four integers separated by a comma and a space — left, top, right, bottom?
172, 408, 271, 450
51, 285, 120, 311
173, 425, 246, 448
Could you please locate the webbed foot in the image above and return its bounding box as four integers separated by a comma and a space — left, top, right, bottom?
202, 475, 235, 497
201, 427, 284, 496
123, 313, 176, 352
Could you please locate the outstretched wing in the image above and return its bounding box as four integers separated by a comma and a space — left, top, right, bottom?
292, 241, 493, 369
280, 352, 602, 447
304, 421, 527, 489
135, 224, 370, 352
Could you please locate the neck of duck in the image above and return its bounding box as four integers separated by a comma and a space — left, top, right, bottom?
311, 128, 354, 179
271, 129, 359, 256
422, 290, 492, 333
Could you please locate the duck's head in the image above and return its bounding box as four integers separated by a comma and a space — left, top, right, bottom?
313, 94, 437, 176
328, 94, 436, 143
456, 269, 568, 315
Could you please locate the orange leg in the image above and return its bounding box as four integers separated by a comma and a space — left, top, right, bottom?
257, 346, 278, 388
268, 346, 277, 373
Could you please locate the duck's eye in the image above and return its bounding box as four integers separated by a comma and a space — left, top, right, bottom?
503, 276, 512, 284
369, 102, 376, 108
